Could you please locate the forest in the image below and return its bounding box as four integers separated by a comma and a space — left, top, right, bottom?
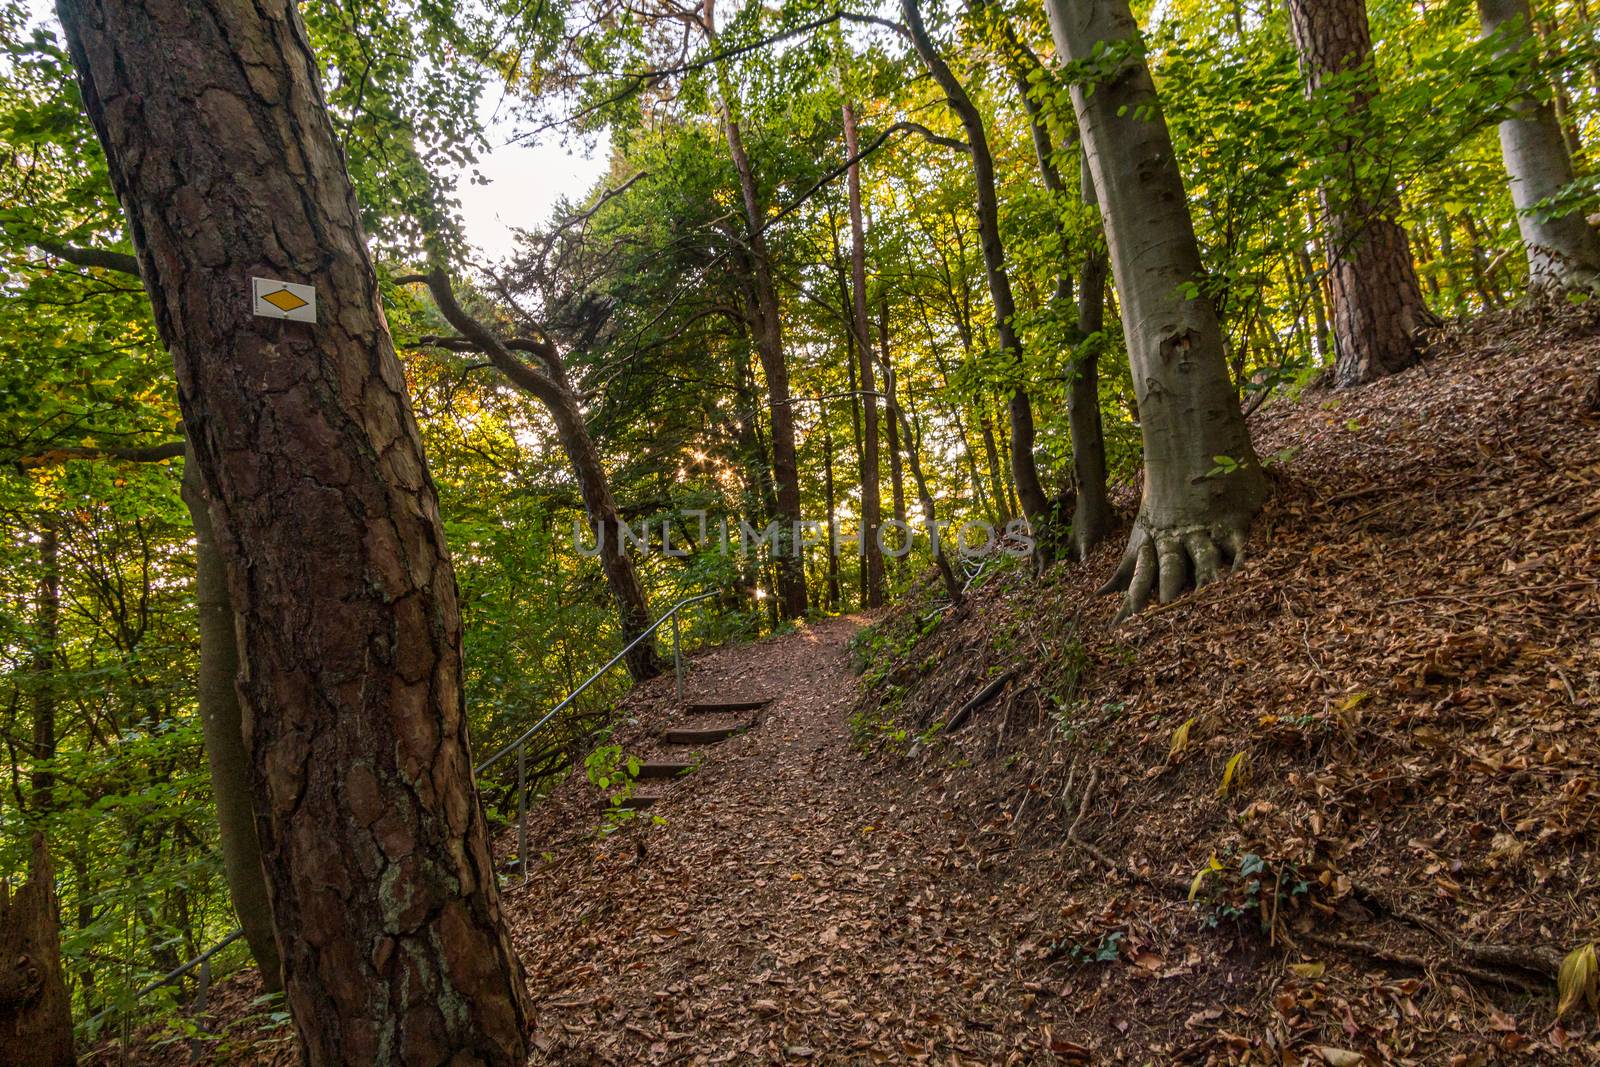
1, 0, 1598, 1062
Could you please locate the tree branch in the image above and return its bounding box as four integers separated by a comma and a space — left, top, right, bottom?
14, 440, 185, 470
31, 241, 140, 277
414, 271, 566, 407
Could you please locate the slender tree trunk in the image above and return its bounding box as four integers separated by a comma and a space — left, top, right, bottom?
1047, 0, 1266, 619
901, 0, 1050, 524
1532, 7, 1584, 161
57, 2, 532, 1061
822, 407, 841, 610
878, 299, 908, 551
706, 1, 804, 618
0, 836, 74, 1067
1480, 0, 1600, 288
29, 519, 58, 813
1287, 0, 1437, 387
1002, 31, 1113, 560
180, 454, 283, 994
843, 102, 885, 606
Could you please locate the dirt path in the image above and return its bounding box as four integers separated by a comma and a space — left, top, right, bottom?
503, 616, 1068, 1065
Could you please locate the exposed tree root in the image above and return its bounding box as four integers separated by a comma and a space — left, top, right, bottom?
1099, 517, 1250, 623
1297, 931, 1548, 996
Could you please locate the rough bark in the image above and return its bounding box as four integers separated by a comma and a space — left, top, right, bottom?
1046, 0, 1266, 620
900, 0, 1051, 526
1287, 0, 1437, 387
29, 519, 58, 813
179, 451, 284, 994
56, 2, 532, 1062
0, 836, 74, 1067
821, 407, 842, 609
1479, 0, 1600, 288
843, 102, 885, 607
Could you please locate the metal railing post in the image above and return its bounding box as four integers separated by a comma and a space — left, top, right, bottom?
672, 608, 683, 702
516, 743, 528, 886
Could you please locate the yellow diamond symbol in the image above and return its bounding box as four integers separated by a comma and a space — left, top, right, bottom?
261, 287, 308, 312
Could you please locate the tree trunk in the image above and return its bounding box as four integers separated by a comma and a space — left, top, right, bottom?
1070, 152, 1114, 561
1479, 0, 1600, 288
1002, 32, 1113, 561
843, 102, 885, 607
1047, 0, 1267, 620
57, 2, 532, 1062
821, 406, 841, 610
878, 298, 908, 574
1287, 0, 1437, 387
705, 0, 805, 619
0, 836, 74, 1067
180, 453, 284, 995
29, 519, 58, 813
900, 0, 1051, 526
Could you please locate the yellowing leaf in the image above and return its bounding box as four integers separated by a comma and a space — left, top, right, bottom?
1218, 751, 1249, 798
1318, 1049, 1366, 1066
1288, 961, 1325, 978
1169, 717, 1197, 759
1333, 692, 1370, 713
1189, 854, 1223, 901
1557, 942, 1598, 1018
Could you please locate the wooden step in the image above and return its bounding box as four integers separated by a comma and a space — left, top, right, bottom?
635, 761, 694, 780
663, 720, 752, 745
617, 794, 658, 810
685, 698, 772, 715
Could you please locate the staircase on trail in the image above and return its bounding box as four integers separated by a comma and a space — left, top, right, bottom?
617, 696, 772, 810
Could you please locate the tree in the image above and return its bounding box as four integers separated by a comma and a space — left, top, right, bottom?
55, 0, 531, 1061
843, 100, 886, 607
1478, 0, 1600, 289
1046, 0, 1266, 619
897, 0, 1053, 529
179, 451, 284, 994
1287, 0, 1437, 387
412, 272, 666, 683
0, 837, 74, 1067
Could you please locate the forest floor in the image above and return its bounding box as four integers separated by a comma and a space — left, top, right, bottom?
99, 303, 1600, 1064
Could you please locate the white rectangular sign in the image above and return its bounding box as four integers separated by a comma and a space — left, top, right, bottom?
251, 277, 317, 323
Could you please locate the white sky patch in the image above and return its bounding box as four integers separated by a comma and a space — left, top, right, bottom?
453, 120, 612, 264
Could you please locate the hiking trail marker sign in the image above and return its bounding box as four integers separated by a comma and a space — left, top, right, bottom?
251, 277, 317, 323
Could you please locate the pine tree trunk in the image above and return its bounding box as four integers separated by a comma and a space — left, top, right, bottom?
843, 102, 885, 607
1047, 0, 1266, 619
0, 836, 74, 1067
901, 0, 1051, 526
1287, 0, 1437, 387
1479, 0, 1600, 288
180, 453, 283, 994
56, 2, 532, 1062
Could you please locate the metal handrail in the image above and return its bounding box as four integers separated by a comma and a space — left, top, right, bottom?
82, 590, 714, 1034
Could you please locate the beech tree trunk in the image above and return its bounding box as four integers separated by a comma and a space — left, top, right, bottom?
1287, 0, 1437, 387
843, 102, 885, 607
180, 452, 284, 994
901, 0, 1051, 527
878, 299, 908, 552
0, 836, 74, 1067
57, 2, 532, 1062
1047, 0, 1266, 619
1479, 0, 1600, 288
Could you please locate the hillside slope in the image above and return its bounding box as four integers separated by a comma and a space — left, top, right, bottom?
844, 303, 1600, 1061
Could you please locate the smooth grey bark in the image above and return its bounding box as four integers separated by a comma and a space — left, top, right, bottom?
1478, 0, 1600, 288
1046, 0, 1266, 619
180, 451, 283, 995
29, 519, 58, 813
